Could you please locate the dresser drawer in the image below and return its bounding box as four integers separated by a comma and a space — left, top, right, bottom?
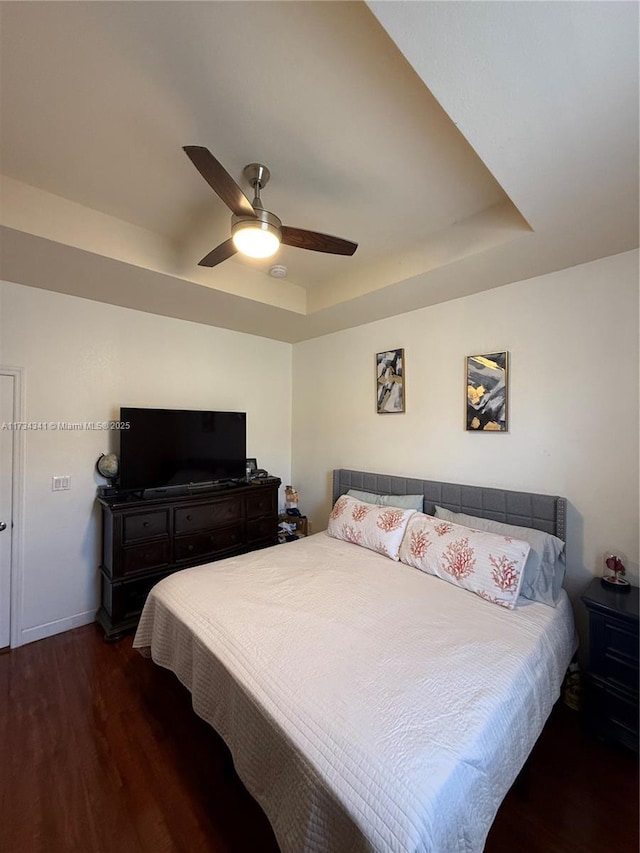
123, 510, 169, 543
122, 540, 171, 576
599, 652, 639, 693
174, 498, 243, 533
175, 524, 244, 562
604, 618, 639, 663
589, 676, 639, 751
247, 517, 277, 543
103, 569, 174, 625
590, 612, 639, 690
247, 489, 276, 519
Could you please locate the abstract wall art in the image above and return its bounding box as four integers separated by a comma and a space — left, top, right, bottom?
466, 352, 508, 431
376, 348, 405, 414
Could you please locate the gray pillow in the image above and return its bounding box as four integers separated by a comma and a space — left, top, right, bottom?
346, 489, 424, 511
434, 506, 565, 606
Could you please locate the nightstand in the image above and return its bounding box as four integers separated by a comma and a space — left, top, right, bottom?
581, 578, 639, 752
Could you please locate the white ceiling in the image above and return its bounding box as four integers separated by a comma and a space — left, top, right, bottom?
1, 1, 637, 342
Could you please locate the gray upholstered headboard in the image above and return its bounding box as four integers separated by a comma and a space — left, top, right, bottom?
332, 469, 566, 541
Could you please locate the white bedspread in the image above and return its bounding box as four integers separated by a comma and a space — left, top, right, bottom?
133, 532, 576, 853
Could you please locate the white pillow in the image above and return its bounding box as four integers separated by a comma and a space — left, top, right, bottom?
399, 513, 530, 609
434, 506, 565, 607
346, 489, 424, 511
327, 495, 416, 560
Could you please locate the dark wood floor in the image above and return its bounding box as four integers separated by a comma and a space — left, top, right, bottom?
0, 625, 637, 853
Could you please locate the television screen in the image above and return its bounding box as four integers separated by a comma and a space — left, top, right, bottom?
119, 408, 246, 490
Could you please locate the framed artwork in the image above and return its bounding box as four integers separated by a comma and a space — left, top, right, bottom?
466, 352, 508, 431
376, 348, 405, 414
245, 458, 257, 474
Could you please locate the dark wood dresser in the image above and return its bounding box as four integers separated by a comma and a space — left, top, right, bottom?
581, 577, 639, 752
96, 480, 280, 640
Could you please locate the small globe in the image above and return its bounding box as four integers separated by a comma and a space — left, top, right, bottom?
97, 453, 119, 480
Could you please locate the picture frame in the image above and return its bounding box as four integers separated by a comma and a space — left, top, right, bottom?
376, 348, 405, 414
245, 457, 257, 474
465, 351, 508, 431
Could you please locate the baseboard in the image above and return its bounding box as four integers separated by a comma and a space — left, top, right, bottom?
18, 610, 96, 646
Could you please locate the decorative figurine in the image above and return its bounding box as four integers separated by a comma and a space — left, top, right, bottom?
284, 485, 299, 509
601, 553, 631, 591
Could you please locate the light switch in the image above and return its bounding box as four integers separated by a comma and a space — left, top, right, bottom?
52, 476, 71, 491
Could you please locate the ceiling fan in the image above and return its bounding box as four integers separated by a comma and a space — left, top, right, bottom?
183, 146, 358, 268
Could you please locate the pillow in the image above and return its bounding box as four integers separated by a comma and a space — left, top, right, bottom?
327, 495, 416, 560
434, 506, 565, 607
346, 489, 424, 511
398, 513, 530, 609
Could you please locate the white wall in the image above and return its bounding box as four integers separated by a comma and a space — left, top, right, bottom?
292, 251, 639, 627
0, 281, 292, 645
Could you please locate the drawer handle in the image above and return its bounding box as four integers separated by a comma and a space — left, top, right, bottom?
186, 514, 193, 522
144, 552, 151, 560
143, 521, 149, 528
188, 544, 194, 552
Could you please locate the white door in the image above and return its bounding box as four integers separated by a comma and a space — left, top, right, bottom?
0, 374, 14, 648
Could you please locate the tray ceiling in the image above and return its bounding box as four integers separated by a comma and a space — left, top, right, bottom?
1, 1, 637, 341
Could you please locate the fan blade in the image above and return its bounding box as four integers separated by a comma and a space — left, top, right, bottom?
198, 238, 237, 268
281, 226, 357, 256
183, 146, 256, 218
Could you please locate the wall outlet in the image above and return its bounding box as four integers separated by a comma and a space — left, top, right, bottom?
52, 476, 71, 491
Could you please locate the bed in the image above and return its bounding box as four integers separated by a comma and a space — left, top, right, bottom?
133, 469, 576, 853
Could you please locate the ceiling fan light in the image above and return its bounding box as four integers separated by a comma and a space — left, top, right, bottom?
232, 220, 280, 259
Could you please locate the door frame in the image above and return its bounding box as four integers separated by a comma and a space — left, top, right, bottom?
0, 367, 25, 648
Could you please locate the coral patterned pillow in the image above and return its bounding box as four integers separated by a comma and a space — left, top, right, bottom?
327, 495, 416, 560
398, 513, 530, 609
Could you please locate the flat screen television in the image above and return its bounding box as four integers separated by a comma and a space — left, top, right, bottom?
119, 408, 246, 491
